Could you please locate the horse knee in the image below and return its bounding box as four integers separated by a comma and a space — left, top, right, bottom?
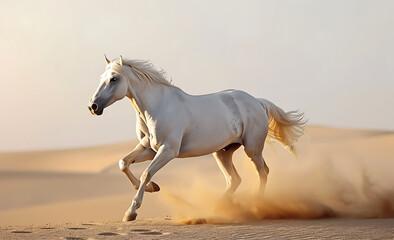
119, 159, 128, 172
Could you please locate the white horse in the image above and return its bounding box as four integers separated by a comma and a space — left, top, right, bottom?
88, 56, 306, 221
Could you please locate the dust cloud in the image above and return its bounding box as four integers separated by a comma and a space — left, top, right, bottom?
161, 137, 394, 224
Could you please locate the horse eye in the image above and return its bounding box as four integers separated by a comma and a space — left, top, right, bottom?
110, 77, 117, 82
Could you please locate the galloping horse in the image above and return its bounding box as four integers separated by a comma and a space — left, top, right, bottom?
88, 56, 306, 221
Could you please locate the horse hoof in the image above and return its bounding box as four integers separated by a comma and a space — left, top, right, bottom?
145, 181, 160, 193
151, 181, 160, 192
122, 212, 137, 222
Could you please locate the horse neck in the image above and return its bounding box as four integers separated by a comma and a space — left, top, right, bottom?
126, 81, 174, 117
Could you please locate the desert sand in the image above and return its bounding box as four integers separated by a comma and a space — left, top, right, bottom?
0, 126, 393, 239
1, 218, 393, 239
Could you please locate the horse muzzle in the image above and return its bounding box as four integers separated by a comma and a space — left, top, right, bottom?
88, 101, 103, 116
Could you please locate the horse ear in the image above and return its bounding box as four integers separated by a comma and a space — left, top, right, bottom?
119, 55, 123, 66
104, 54, 110, 65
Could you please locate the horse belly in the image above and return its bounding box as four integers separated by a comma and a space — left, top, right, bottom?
178, 134, 238, 158
178, 115, 242, 158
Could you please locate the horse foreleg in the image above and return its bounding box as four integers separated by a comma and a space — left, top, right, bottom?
123, 145, 177, 221
119, 143, 160, 193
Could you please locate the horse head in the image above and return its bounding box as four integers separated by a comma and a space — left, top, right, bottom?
88, 55, 129, 115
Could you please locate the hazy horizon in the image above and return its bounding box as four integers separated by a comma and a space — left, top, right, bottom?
1, 0, 393, 151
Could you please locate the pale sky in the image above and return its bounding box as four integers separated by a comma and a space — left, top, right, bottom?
0, 0, 393, 151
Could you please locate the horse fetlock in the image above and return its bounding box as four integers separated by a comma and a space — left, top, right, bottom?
264, 164, 270, 175
132, 199, 142, 209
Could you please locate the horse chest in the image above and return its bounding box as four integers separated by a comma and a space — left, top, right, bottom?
137, 129, 160, 152
137, 112, 173, 152
145, 121, 163, 152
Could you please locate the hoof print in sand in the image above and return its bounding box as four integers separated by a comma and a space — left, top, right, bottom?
140, 231, 163, 235
131, 229, 163, 235
98, 232, 119, 236
131, 229, 151, 232
68, 227, 86, 230
41, 227, 55, 229
11, 230, 32, 234
65, 237, 84, 240
131, 229, 164, 235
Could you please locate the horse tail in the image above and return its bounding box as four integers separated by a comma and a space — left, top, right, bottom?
258, 98, 307, 156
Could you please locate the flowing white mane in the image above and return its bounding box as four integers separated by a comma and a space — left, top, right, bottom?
113, 59, 174, 87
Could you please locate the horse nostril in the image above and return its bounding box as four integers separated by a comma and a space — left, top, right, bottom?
92, 103, 98, 111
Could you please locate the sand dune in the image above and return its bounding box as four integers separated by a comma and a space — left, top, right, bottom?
304, 126, 392, 142
0, 125, 393, 238
0, 171, 129, 210
0, 142, 135, 173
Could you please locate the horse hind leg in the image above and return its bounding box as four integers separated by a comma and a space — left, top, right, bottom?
244, 144, 269, 196
213, 144, 241, 198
